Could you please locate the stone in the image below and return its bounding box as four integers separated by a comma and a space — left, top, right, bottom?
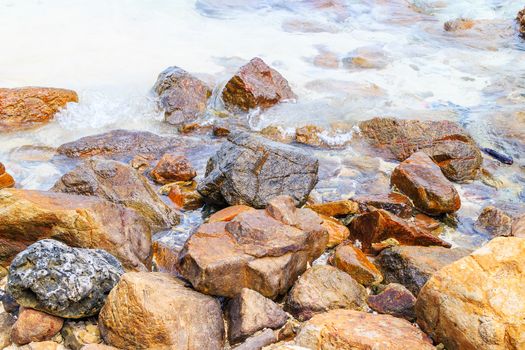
517, 8, 525, 35
150, 153, 196, 184
7, 240, 124, 318
222, 57, 296, 112
286, 265, 367, 321
208, 205, 255, 223
348, 209, 450, 253
153, 66, 211, 125
306, 199, 359, 217
198, 132, 318, 208
227, 288, 288, 344
329, 243, 382, 286
80, 345, 118, 350
22, 341, 65, 350
1, 291, 19, 314
353, 192, 413, 218
0, 173, 15, 189
414, 213, 442, 233
166, 181, 204, 210
178, 196, 328, 298
0, 87, 78, 131
61, 319, 101, 350
342, 46, 389, 69
152, 238, 181, 275
320, 215, 349, 248
99, 272, 224, 350
377, 245, 470, 295
11, 308, 64, 345
475, 206, 513, 237
513, 215, 525, 237
0, 312, 15, 349
416, 237, 525, 350
295, 125, 325, 147
51, 158, 178, 231
367, 283, 416, 321
232, 329, 277, 350
0, 189, 152, 271
444, 18, 475, 31
260, 125, 294, 143
391, 152, 461, 215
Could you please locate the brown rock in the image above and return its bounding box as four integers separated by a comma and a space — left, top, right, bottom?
475, 206, 513, 237
306, 199, 359, 217
232, 329, 278, 350
150, 153, 196, 184
416, 237, 525, 350
208, 205, 255, 223
367, 283, 416, 321
61, 319, 101, 350
222, 57, 296, 112
0, 312, 16, 349
342, 47, 389, 69
329, 243, 382, 286
0, 189, 152, 271
11, 308, 64, 345
391, 152, 461, 215
321, 215, 349, 248
414, 213, 442, 233
518, 8, 525, 35
80, 345, 118, 350
513, 215, 525, 237
286, 265, 367, 321
260, 125, 294, 143
353, 192, 413, 218
24, 341, 65, 350
444, 18, 475, 31
0, 173, 15, 189
0, 87, 78, 131
99, 272, 224, 350
295, 125, 325, 147
152, 238, 181, 275
313, 51, 339, 68
165, 181, 203, 211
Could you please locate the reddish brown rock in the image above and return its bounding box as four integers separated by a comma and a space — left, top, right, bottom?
152, 239, 181, 275
151, 153, 196, 184
367, 283, 416, 321
391, 152, 461, 215
414, 213, 442, 233
353, 192, 413, 218
306, 199, 359, 217
321, 215, 349, 248
11, 308, 64, 345
167, 181, 203, 211
222, 57, 296, 112
475, 206, 513, 237
208, 205, 255, 223
0, 173, 15, 189
329, 243, 382, 286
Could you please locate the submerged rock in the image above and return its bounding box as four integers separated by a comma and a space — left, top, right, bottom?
10, 308, 64, 345
517, 7, 525, 36
444, 18, 475, 31
367, 283, 416, 321
0, 162, 15, 189
475, 206, 513, 237
150, 153, 196, 184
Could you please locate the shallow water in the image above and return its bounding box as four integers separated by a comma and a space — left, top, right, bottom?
1, 0, 524, 250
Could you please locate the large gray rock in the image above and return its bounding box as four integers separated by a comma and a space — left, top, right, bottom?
198, 132, 318, 208
7, 240, 124, 318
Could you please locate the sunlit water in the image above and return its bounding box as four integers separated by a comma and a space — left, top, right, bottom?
1, 0, 524, 250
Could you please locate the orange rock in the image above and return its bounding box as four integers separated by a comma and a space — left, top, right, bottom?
260, 125, 295, 143
167, 181, 203, 210
0, 162, 4, 174
0, 172, 15, 189
444, 18, 475, 31
307, 200, 359, 217
414, 213, 442, 234
208, 205, 255, 223
330, 243, 382, 286
295, 125, 326, 147
320, 215, 349, 248
153, 239, 181, 275
11, 308, 64, 345
353, 192, 413, 218
151, 153, 196, 184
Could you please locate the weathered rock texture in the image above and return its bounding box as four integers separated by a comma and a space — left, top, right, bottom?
0, 312, 16, 349
367, 283, 416, 321
7, 240, 124, 318
321, 215, 349, 248
329, 243, 382, 286
10, 307, 64, 345
353, 192, 413, 218
150, 153, 196, 184
306, 200, 359, 217
61, 318, 102, 350
517, 8, 525, 35
475, 206, 513, 237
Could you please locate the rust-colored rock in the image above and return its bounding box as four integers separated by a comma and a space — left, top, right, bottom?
295, 125, 325, 147
222, 57, 296, 112
321, 215, 349, 248
11, 308, 64, 345
329, 243, 382, 286
150, 153, 196, 184
167, 181, 204, 211
414, 213, 442, 233
353, 192, 413, 218
391, 152, 461, 215
517, 8, 525, 35
475, 206, 513, 237
367, 283, 416, 321
0, 173, 15, 189
152, 239, 181, 275
208, 205, 256, 223
306, 199, 359, 217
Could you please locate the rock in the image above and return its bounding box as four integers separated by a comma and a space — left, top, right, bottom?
166, 181, 204, 210
1, 292, 19, 314
153, 66, 211, 125
295, 125, 325, 147
414, 213, 442, 233
312, 51, 339, 68
481, 147, 513, 165
377, 245, 470, 295
391, 152, 461, 215
222, 57, 296, 112
260, 125, 294, 144
80, 345, 118, 350
348, 209, 451, 254
227, 288, 288, 344
367, 283, 416, 321
0, 189, 152, 271
232, 329, 277, 350
213, 123, 231, 137
342, 46, 389, 69
61, 319, 101, 350
22, 341, 65, 350
150, 153, 196, 184
98, 272, 224, 350
293, 309, 434, 350
10, 308, 64, 345
444, 18, 475, 31
0, 312, 15, 349
7, 240, 124, 318
320, 215, 349, 248
353, 192, 413, 218
0, 87, 78, 131
178, 196, 328, 298
359, 117, 482, 182
208, 205, 255, 223
513, 215, 525, 237
475, 206, 513, 237
51, 158, 178, 231
517, 8, 525, 35
152, 238, 181, 275
416, 237, 525, 350
306, 199, 359, 218
286, 265, 367, 321
198, 132, 318, 208
329, 243, 382, 286
0, 162, 15, 189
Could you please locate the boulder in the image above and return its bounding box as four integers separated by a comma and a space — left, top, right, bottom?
353, 192, 413, 218
416, 237, 525, 350
153, 66, 211, 125
286, 265, 367, 321
150, 153, 196, 184
98, 272, 224, 350
166, 181, 204, 210
198, 132, 318, 208
227, 288, 288, 344
61, 319, 102, 350
10, 308, 64, 345
367, 283, 416, 321
391, 152, 461, 215
475, 206, 513, 237
7, 240, 124, 318
320, 215, 349, 248
329, 243, 382, 286
377, 245, 470, 295
208, 205, 255, 223
0, 312, 15, 349
306, 199, 359, 218
0, 87, 78, 131
222, 57, 296, 112
0, 189, 152, 271
51, 158, 178, 231
178, 196, 328, 298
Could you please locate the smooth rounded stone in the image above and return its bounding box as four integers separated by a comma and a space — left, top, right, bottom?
475, 206, 513, 237
61, 319, 101, 350
98, 272, 224, 350
0, 87, 78, 131
7, 240, 124, 318
391, 152, 461, 215
227, 288, 288, 344
295, 310, 433, 350
376, 245, 471, 296
0, 312, 16, 349
320, 215, 349, 248
416, 237, 525, 350
0, 173, 15, 189
232, 329, 277, 350
306, 199, 359, 218
329, 243, 382, 286
166, 181, 204, 210
0, 189, 152, 271
208, 205, 255, 223
353, 192, 413, 218
286, 265, 367, 321
51, 158, 178, 232
367, 283, 416, 321
198, 132, 318, 208
153, 66, 211, 126
11, 308, 64, 345
222, 57, 296, 112
444, 18, 475, 31
150, 153, 196, 184
1, 291, 19, 314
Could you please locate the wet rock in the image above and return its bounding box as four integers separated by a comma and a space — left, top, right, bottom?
99, 272, 224, 350
481, 147, 513, 165
260, 125, 295, 143
286, 265, 367, 321
305, 199, 359, 217
0, 87, 78, 131
227, 288, 288, 344
52, 158, 178, 231
0, 312, 16, 349
353, 192, 413, 218
312, 50, 339, 68
7, 240, 124, 318
414, 213, 442, 233
475, 206, 513, 237
166, 181, 204, 211
517, 7, 525, 36
232, 329, 277, 350
513, 215, 525, 237
320, 215, 349, 248
444, 18, 475, 31
150, 153, 196, 184
377, 245, 470, 295
0, 189, 152, 271
222, 57, 296, 112
416, 237, 525, 350
329, 243, 382, 286
153, 66, 211, 125
212, 123, 231, 137
342, 46, 389, 69
208, 205, 255, 223
367, 283, 416, 321
295, 125, 325, 147
152, 238, 181, 275
198, 132, 318, 208
0, 162, 15, 189
391, 152, 461, 215
11, 308, 64, 345
61, 319, 101, 350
